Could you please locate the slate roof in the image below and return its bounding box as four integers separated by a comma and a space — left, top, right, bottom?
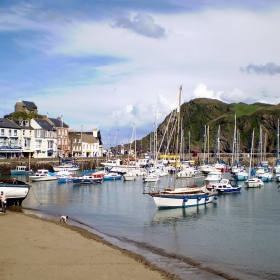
22, 101, 37, 111
48, 117, 69, 128
12, 118, 34, 129
0, 118, 20, 129
34, 119, 56, 131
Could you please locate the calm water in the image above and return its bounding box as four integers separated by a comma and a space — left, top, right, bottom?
4, 172, 280, 280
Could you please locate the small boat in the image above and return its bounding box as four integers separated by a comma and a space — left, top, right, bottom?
123, 172, 137, 181
29, 169, 58, 182
233, 169, 249, 181
0, 179, 31, 206
203, 170, 223, 185
10, 165, 34, 175
244, 177, 264, 188
103, 172, 122, 181
206, 179, 242, 194
258, 172, 274, 182
72, 175, 103, 185
143, 173, 160, 183
53, 163, 79, 172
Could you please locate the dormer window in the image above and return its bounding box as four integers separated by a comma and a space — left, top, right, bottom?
24, 120, 29, 126
19, 120, 23, 126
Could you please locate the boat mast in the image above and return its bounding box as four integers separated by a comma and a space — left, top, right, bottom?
175, 86, 182, 186
248, 129, 255, 179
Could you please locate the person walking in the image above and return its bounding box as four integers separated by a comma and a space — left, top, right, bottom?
0, 191, 7, 213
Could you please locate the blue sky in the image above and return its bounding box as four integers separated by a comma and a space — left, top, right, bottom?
1, 1, 280, 148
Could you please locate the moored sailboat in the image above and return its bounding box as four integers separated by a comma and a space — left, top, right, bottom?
143, 86, 218, 208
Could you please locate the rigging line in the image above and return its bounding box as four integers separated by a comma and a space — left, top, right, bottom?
30, 185, 43, 205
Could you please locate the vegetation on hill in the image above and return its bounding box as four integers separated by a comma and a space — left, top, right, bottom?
138, 98, 280, 154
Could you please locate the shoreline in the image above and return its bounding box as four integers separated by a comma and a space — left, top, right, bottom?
1, 211, 179, 280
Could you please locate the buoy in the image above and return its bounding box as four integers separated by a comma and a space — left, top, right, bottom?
197, 196, 201, 201
214, 195, 218, 200
205, 196, 209, 201
183, 197, 188, 202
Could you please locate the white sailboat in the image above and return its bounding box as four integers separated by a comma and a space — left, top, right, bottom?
143, 86, 218, 208
244, 129, 264, 188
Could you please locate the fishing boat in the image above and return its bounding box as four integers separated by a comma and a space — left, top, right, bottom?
144, 86, 218, 208
29, 169, 57, 182
206, 179, 242, 194
0, 179, 31, 206
10, 165, 34, 175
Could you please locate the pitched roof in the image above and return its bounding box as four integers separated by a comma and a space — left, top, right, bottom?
34, 119, 56, 131
22, 101, 37, 111
0, 118, 21, 129
82, 133, 98, 143
48, 117, 69, 128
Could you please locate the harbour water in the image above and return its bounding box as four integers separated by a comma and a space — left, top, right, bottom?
4, 172, 280, 280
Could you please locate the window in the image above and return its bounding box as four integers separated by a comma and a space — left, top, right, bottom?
8, 130, 11, 136
35, 140, 42, 149
23, 130, 25, 136
0, 129, 4, 136
48, 141, 53, 149
14, 130, 17, 136
24, 138, 31, 148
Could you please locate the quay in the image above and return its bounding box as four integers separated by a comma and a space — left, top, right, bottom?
0, 153, 278, 175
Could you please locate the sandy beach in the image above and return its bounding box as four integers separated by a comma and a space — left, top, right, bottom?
0, 211, 178, 280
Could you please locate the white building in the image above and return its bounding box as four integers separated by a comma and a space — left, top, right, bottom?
31, 118, 57, 158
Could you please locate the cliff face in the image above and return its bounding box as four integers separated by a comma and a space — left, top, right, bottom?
140, 98, 280, 154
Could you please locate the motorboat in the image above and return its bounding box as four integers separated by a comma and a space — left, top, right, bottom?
10, 165, 34, 175
123, 172, 137, 181
72, 175, 103, 184
29, 169, 57, 182
143, 173, 160, 183
203, 170, 223, 185
53, 163, 79, 172
244, 177, 264, 188
206, 179, 242, 194
0, 179, 31, 206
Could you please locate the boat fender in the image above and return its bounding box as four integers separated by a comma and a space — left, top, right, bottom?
183, 197, 188, 202
197, 196, 201, 201
214, 195, 218, 200
205, 196, 209, 201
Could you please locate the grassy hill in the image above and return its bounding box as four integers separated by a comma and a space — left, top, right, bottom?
139, 98, 280, 154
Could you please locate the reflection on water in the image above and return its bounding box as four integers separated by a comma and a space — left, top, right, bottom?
151, 203, 217, 226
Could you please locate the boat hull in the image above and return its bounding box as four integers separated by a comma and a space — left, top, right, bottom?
30, 176, 57, 182
152, 194, 216, 208
0, 180, 31, 206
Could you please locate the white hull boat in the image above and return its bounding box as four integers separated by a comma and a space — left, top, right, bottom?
0, 179, 31, 206
29, 169, 57, 182
244, 177, 264, 188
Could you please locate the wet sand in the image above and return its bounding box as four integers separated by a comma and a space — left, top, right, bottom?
0, 211, 179, 280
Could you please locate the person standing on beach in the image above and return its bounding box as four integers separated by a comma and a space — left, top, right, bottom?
0, 191, 7, 213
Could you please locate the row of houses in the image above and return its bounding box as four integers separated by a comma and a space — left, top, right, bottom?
0, 100, 103, 158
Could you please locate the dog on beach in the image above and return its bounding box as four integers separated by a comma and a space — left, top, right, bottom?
60, 215, 69, 223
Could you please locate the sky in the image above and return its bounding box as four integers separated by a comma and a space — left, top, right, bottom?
1, 1, 280, 149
